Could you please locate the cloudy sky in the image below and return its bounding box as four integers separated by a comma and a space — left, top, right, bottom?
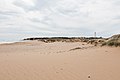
0, 0, 120, 41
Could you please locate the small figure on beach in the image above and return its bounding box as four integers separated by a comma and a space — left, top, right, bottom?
88, 75, 91, 79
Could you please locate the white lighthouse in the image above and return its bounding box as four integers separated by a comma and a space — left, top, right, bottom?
94, 32, 96, 37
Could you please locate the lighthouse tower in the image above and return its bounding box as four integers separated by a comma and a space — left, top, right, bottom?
94, 32, 96, 37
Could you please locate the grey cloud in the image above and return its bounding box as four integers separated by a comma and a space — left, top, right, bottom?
13, 0, 58, 11
0, 11, 19, 16
13, 0, 86, 17
13, 0, 89, 19
30, 17, 52, 24
57, 9, 79, 16
33, 0, 57, 10
113, 0, 120, 5
13, 0, 35, 11
28, 17, 93, 36
0, 10, 21, 21
0, 15, 10, 20
57, 8, 89, 18
29, 18, 41, 23
113, 16, 120, 19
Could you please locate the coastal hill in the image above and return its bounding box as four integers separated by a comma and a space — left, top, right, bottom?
102, 34, 120, 47
23, 34, 120, 47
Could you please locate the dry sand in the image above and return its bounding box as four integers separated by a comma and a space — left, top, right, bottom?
0, 41, 120, 80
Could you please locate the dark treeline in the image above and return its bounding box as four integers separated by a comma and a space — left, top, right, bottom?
23, 37, 103, 41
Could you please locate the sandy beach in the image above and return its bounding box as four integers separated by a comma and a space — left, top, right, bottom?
0, 41, 120, 80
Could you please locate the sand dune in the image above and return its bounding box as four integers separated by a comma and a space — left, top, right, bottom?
0, 41, 120, 80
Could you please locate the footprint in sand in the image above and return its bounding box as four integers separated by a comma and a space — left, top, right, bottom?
105, 51, 108, 52
60, 68, 63, 70
56, 72, 59, 74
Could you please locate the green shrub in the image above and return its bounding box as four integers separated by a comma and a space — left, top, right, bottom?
101, 42, 107, 46
103, 40, 120, 47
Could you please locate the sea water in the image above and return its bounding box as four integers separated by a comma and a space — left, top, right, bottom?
0, 39, 23, 44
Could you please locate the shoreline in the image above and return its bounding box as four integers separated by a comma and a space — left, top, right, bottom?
0, 40, 28, 45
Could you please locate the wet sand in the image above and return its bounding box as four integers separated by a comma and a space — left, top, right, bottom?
0, 41, 120, 80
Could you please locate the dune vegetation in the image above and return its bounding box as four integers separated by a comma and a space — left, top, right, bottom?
102, 34, 120, 47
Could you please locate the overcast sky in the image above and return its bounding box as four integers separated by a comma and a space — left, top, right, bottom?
0, 0, 120, 41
